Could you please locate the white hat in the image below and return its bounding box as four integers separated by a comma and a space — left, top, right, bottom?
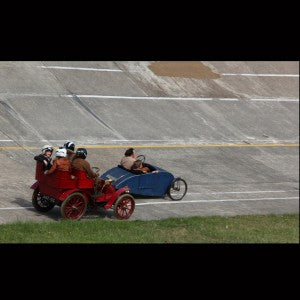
55, 148, 67, 158
41, 145, 53, 154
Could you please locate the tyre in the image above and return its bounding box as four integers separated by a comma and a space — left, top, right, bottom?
32, 188, 56, 212
60, 192, 88, 220
167, 178, 187, 201
114, 194, 135, 220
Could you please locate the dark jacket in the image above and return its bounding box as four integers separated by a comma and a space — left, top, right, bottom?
71, 157, 97, 178
34, 154, 52, 171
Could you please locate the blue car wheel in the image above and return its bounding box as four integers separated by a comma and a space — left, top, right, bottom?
167, 178, 187, 201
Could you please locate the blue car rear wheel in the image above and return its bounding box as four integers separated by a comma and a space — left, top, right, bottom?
167, 178, 187, 201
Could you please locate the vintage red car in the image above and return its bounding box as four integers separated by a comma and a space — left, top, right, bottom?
31, 162, 135, 220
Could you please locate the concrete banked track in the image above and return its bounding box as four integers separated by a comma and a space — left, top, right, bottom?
0, 61, 298, 223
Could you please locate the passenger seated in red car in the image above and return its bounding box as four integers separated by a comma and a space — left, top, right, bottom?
44, 148, 71, 175
34, 145, 54, 172
63, 140, 76, 161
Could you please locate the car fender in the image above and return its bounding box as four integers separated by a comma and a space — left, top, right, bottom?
103, 186, 131, 209
58, 188, 89, 202
30, 181, 39, 190
113, 185, 131, 198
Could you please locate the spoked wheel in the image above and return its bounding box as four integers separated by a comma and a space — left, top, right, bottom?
32, 188, 56, 212
167, 178, 187, 201
114, 194, 135, 220
61, 192, 88, 220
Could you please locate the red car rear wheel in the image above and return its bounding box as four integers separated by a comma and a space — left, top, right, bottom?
32, 188, 56, 212
114, 194, 135, 220
61, 192, 87, 220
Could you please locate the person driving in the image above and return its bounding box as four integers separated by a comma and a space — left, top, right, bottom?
72, 148, 100, 194
120, 148, 137, 170
71, 148, 98, 179
120, 148, 159, 174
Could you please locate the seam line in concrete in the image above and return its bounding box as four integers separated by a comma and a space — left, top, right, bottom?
0, 143, 299, 150
37, 66, 123, 72
1, 196, 298, 210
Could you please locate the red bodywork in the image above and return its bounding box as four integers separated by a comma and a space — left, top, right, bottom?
31, 162, 130, 210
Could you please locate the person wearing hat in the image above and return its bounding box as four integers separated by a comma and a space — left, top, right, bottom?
72, 148, 101, 196
71, 148, 97, 179
34, 145, 54, 171
63, 140, 76, 161
45, 148, 72, 175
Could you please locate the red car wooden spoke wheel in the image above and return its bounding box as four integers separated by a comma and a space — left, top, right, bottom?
61, 192, 87, 220
32, 188, 56, 212
114, 194, 135, 220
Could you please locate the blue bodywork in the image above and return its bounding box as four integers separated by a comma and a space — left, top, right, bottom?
100, 165, 174, 197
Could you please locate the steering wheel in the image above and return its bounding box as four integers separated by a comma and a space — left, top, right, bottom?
92, 167, 100, 174
136, 155, 146, 163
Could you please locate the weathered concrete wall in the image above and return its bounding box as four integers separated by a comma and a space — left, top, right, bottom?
0, 61, 298, 223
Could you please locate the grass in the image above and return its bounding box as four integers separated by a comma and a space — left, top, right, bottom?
0, 214, 298, 243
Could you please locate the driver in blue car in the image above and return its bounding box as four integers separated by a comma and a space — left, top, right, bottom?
120, 148, 137, 170
120, 148, 159, 174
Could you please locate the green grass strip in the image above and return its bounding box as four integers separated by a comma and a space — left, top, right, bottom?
0, 214, 298, 243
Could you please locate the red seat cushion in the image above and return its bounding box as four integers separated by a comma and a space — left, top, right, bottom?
46, 170, 76, 189
53, 170, 72, 179
35, 162, 45, 181
71, 169, 87, 179
72, 169, 95, 189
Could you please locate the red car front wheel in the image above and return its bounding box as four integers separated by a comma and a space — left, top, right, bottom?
114, 194, 135, 220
